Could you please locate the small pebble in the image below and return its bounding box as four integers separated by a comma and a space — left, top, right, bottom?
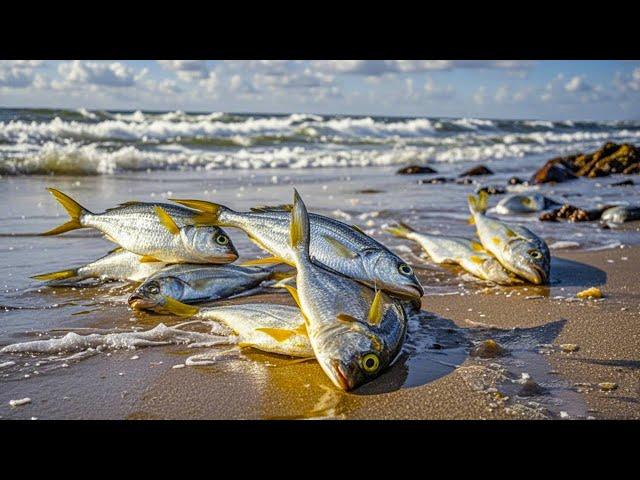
9, 398, 31, 407
576, 287, 602, 299
470, 339, 505, 358
560, 411, 569, 419
598, 382, 618, 391
130, 355, 139, 360
560, 343, 580, 353
172, 364, 185, 369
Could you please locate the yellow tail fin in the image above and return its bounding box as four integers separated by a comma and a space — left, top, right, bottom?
384, 222, 414, 238
289, 189, 310, 261
41, 188, 90, 236
467, 191, 489, 215
31, 268, 79, 282
240, 256, 284, 266
168, 199, 225, 226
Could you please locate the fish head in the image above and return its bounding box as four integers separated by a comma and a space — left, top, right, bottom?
128, 276, 187, 311
180, 225, 238, 263
315, 301, 406, 391
508, 239, 551, 284
484, 258, 521, 285
361, 249, 424, 299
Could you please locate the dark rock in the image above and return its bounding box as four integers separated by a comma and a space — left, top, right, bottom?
397, 165, 438, 175
470, 339, 505, 358
611, 179, 634, 187
518, 379, 545, 397
539, 204, 605, 222
531, 159, 577, 184
356, 189, 385, 194
508, 176, 525, 185
418, 177, 451, 184
476, 185, 506, 195
459, 165, 493, 177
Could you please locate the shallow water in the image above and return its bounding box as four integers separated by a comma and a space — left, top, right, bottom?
1, 109, 639, 418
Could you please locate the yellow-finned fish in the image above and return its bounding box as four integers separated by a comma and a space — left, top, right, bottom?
31, 248, 166, 284
384, 223, 520, 285
41, 188, 238, 264
167, 197, 423, 299
284, 189, 407, 391
161, 300, 313, 358
128, 263, 294, 313
468, 191, 550, 284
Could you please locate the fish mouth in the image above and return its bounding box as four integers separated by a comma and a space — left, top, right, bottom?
127, 294, 155, 310
389, 282, 424, 300
521, 264, 548, 285
209, 253, 239, 264
328, 359, 353, 391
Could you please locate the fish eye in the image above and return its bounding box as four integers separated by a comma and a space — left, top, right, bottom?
360, 353, 380, 373
215, 234, 229, 245
528, 249, 542, 259
147, 282, 160, 294
398, 263, 413, 276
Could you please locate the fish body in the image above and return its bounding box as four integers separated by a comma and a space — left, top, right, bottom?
32, 248, 166, 284
168, 199, 423, 299
195, 303, 312, 357
601, 205, 640, 225
286, 189, 407, 391
468, 192, 550, 284
495, 193, 561, 215
128, 263, 290, 312
385, 224, 519, 285
42, 189, 238, 264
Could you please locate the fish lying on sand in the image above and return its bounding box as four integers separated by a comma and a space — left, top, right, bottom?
600, 205, 640, 226
167, 198, 423, 299
42, 188, 238, 264
31, 248, 167, 284
384, 223, 520, 285
284, 189, 407, 391
162, 301, 313, 357
128, 263, 294, 313
468, 191, 550, 284
495, 193, 561, 215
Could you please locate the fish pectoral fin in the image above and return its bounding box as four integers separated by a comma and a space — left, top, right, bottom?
284, 285, 301, 308
351, 224, 366, 235
161, 296, 200, 317
154, 206, 181, 235
336, 313, 360, 324
255, 327, 296, 342
31, 268, 79, 281
469, 255, 485, 265
322, 235, 358, 259
240, 256, 284, 266
139, 255, 162, 263
367, 289, 384, 326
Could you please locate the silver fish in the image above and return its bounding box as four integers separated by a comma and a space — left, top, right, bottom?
495, 193, 561, 215
285, 189, 407, 391
384, 223, 520, 285
168, 198, 423, 299
468, 192, 550, 284
601, 205, 640, 225
31, 248, 166, 284
128, 263, 292, 313
42, 188, 238, 264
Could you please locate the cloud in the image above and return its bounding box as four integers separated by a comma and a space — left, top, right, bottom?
473, 86, 488, 105
0, 60, 44, 88
313, 60, 535, 76
158, 60, 209, 81
423, 77, 455, 99
564, 75, 591, 93
56, 61, 145, 88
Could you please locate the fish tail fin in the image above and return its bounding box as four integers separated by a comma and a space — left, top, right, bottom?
467, 191, 489, 215
289, 188, 311, 264
41, 188, 91, 236
384, 222, 415, 238
31, 268, 79, 282
168, 198, 232, 226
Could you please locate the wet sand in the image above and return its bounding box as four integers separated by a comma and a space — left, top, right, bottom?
2, 245, 638, 420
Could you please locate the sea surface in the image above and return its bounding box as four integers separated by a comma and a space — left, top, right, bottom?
1, 108, 639, 419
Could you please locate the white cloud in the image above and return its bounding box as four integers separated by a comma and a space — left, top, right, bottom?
564, 75, 591, 93
57, 61, 145, 88
313, 60, 534, 76
423, 77, 455, 99
473, 86, 487, 105
158, 60, 209, 80
0, 60, 44, 88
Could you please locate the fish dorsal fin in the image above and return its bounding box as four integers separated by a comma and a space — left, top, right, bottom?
290, 189, 310, 260
154, 206, 180, 235
351, 224, 366, 235
105, 201, 141, 212
240, 256, 284, 266
161, 296, 200, 317
322, 235, 358, 259
367, 289, 384, 326
250, 204, 293, 213
256, 327, 296, 342
139, 255, 162, 263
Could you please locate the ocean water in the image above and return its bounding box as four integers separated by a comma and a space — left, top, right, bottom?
0, 108, 639, 418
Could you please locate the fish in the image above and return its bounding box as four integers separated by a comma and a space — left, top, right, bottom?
468, 191, 550, 284
167, 198, 423, 299
384, 223, 520, 285
41, 188, 238, 264
600, 205, 640, 226
284, 189, 407, 391
494, 193, 561, 215
31, 247, 167, 284
161, 301, 313, 358
128, 263, 294, 313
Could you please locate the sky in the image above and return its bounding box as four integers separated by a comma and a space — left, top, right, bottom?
1, 60, 639, 120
